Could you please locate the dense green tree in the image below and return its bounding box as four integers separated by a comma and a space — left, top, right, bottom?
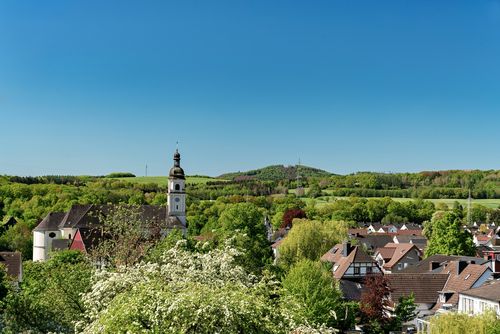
429, 310, 500, 334
425, 211, 476, 257
278, 219, 348, 269
217, 202, 272, 272
0, 222, 32, 259
3, 250, 92, 333
282, 259, 356, 330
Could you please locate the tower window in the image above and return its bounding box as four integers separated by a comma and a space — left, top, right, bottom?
176, 205, 179, 210
175, 184, 180, 191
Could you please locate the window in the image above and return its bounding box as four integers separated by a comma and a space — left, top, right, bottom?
366, 266, 372, 274
68, 234, 72, 240
175, 184, 180, 191
397, 263, 403, 270
463, 297, 474, 314
49, 232, 56, 238
354, 267, 360, 275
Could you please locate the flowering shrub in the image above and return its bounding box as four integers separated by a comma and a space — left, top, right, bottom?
76, 241, 338, 333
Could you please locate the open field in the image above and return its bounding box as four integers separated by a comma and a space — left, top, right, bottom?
109, 176, 220, 186
305, 196, 500, 209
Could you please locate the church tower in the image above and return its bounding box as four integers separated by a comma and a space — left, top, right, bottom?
167, 149, 186, 226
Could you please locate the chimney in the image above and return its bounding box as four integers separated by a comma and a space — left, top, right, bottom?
343, 242, 351, 257
457, 261, 468, 275
429, 261, 440, 271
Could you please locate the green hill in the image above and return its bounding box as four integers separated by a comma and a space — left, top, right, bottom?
218, 165, 333, 181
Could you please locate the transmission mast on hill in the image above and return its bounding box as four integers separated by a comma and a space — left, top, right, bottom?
296, 158, 304, 197
467, 189, 472, 226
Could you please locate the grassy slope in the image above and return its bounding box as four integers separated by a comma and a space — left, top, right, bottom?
303, 195, 500, 209
110, 176, 220, 186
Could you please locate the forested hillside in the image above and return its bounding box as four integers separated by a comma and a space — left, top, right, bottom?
219, 164, 333, 181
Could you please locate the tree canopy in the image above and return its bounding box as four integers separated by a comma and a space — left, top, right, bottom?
425, 211, 476, 257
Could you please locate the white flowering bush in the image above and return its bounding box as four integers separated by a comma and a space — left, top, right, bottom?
76, 241, 338, 333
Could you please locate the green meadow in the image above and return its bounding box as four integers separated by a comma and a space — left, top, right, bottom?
305, 195, 500, 209
110, 175, 220, 186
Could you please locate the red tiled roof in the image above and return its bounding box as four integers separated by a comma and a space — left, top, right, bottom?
378, 243, 421, 269
321, 243, 378, 279
433, 261, 491, 310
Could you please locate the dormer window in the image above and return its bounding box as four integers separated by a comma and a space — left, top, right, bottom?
49, 232, 56, 238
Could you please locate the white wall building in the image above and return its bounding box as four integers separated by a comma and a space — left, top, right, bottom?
458, 281, 500, 316
33, 149, 187, 261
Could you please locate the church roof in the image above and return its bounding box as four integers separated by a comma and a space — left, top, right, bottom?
169, 149, 185, 179
34, 212, 66, 231
58, 204, 168, 229
169, 166, 186, 179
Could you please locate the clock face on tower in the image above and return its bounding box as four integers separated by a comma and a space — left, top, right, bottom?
175, 197, 180, 203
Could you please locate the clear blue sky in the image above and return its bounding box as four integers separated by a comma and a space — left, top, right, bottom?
1, 1, 500, 177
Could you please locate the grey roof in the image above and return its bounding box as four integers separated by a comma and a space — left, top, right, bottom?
34, 212, 66, 231
0, 217, 17, 230
166, 216, 184, 228
58, 204, 169, 229
355, 234, 394, 250
0, 252, 22, 281
339, 279, 366, 301
401, 254, 489, 274
460, 280, 500, 302
395, 235, 426, 243
52, 239, 71, 251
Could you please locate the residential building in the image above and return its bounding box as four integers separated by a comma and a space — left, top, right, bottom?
433, 260, 492, 312
388, 273, 448, 318
458, 280, 500, 316
321, 242, 382, 280
374, 243, 422, 273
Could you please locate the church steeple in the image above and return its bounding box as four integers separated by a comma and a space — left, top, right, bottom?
169, 149, 185, 179
167, 148, 186, 228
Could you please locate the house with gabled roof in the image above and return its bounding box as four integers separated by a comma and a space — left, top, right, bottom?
33, 150, 188, 261
400, 254, 489, 274
458, 280, 500, 316
321, 242, 382, 280
388, 273, 449, 318
374, 243, 422, 273
433, 260, 492, 312
352, 234, 394, 254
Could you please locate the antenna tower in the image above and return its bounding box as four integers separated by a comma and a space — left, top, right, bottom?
296, 158, 304, 197
467, 189, 472, 225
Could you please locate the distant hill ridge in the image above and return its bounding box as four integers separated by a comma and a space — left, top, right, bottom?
218, 164, 333, 181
